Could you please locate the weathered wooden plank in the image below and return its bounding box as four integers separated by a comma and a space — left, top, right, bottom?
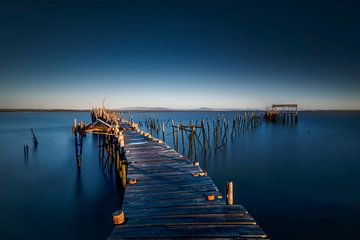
127, 164, 197, 171
125, 189, 220, 200
124, 180, 216, 190
126, 173, 212, 182
125, 182, 218, 192
109, 224, 267, 239
124, 198, 226, 210
125, 177, 212, 185
125, 213, 256, 225
127, 167, 194, 173
124, 191, 221, 205
123, 205, 248, 218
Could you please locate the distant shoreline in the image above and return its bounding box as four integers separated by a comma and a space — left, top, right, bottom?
0, 108, 359, 112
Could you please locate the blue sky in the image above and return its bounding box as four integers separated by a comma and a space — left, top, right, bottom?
0, 0, 359, 110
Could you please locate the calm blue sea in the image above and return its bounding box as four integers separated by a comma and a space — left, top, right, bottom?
0, 111, 359, 239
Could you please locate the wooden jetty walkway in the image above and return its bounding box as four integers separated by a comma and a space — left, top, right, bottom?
107, 127, 267, 239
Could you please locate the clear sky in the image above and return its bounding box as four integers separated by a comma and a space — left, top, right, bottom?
0, 0, 359, 110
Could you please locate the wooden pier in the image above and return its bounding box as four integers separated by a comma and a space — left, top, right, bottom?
75, 107, 267, 239
264, 104, 298, 124
107, 126, 267, 239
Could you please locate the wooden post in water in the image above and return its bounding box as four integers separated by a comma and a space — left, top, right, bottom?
23, 144, 29, 157
201, 119, 206, 152
191, 124, 197, 160
207, 121, 211, 150
171, 120, 175, 149
31, 128, 39, 145
226, 181, 234, 205
175, 124, 179, 152
188, 120, 193, 159
180, 122, 185, 155
72, 118, 77, 134
162, 121, 165, 142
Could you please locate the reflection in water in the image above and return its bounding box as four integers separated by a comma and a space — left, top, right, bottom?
74, 133, 84, 172
94, 134, 125, 208
74, 132, 125, 213
23, 155, 29, 166
76, 171, 82, 195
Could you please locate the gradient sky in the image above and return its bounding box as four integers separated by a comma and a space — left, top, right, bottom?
0, 0, 359, 110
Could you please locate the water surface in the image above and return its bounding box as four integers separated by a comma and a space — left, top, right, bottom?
0, 111, 359, 239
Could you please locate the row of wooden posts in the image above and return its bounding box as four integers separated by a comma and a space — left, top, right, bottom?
264, 112, 298, 124
136, 112, 262, 160
73, 116, 127, 188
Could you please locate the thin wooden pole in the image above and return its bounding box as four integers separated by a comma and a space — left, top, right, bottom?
207, 121, 211, 150
192, 125, 197, 160
171, 120, 175, 149
162, 121, 165, 142
188, 120, 193, 159
31, 128, 39, 145
201, 119, 206, 152
175, 124, 179, 152
226, 181, 233, 205
181, 122, 185, 155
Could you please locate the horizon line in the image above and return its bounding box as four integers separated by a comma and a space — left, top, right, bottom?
1, 107, 360, 112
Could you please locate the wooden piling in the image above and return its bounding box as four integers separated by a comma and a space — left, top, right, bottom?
175, 124, 179, 152
180, 122, 185, 155
119, 134, 125, 159
192, 125, 197, 160
72, 118, 77, 134
112, 210, 125, 225
171, 120, 175, 150
226, 181, 234, 206
31, 128, 38, 145
201, 119, 206, 152
162, 121, 165, 142
23, 144, 26, 156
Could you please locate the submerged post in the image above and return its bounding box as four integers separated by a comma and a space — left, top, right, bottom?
31, 128, 39, 145
23, 144, 29, 157
226, 181, 233, 205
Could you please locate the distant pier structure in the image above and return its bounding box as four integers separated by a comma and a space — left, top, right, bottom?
264, 104, 298, 124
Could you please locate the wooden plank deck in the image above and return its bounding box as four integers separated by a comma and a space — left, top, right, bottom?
108, 130, 267, 239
